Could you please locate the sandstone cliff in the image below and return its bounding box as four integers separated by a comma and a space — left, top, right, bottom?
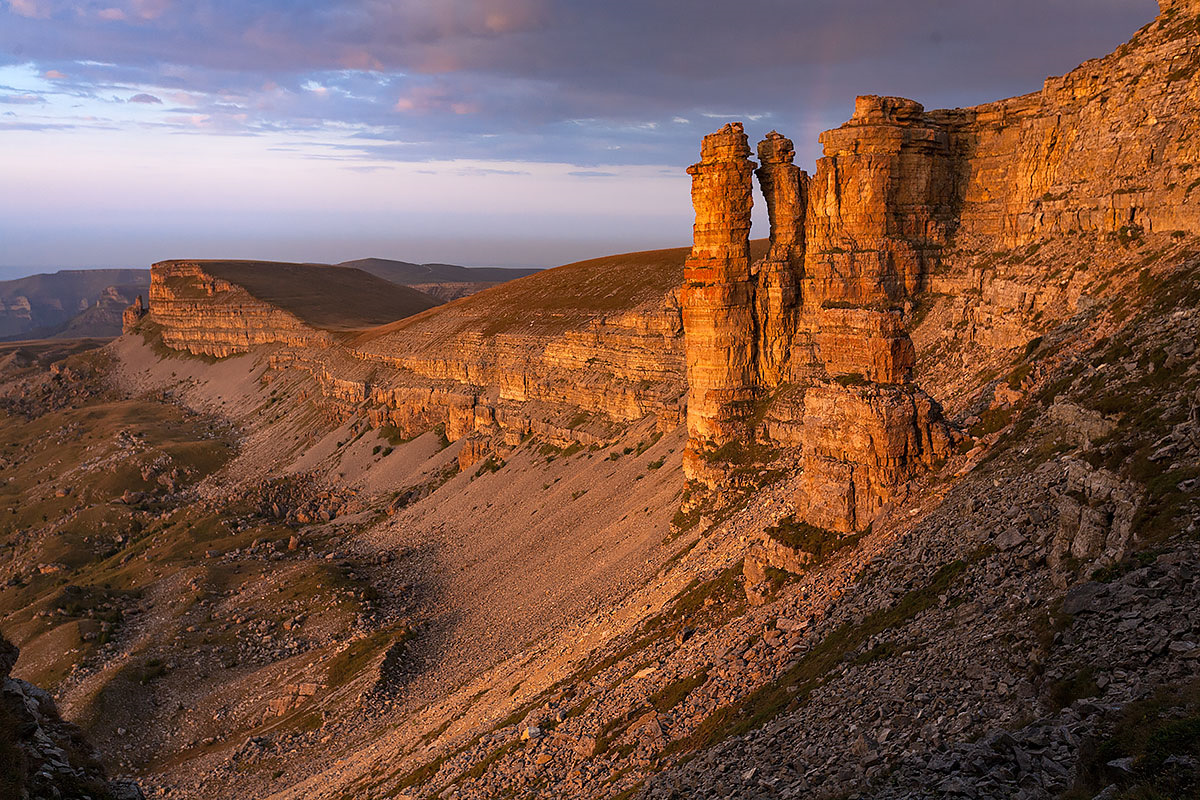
679, 0, 1200, 532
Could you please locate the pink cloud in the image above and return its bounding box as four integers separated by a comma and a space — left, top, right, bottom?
130, 0, 168, 20
43, 69, 67, 79
7, 0, 50, 18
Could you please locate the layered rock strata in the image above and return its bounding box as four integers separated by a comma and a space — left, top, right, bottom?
680, 0, 1200, 532
147, 260, 438, 358
149, 262, 336, 357
681, 123, 760, 473
681, 114, 952, 531
754, 131, 810, 387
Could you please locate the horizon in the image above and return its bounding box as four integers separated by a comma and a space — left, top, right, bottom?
1, 0, 1158, 277
0, 258, 545, 283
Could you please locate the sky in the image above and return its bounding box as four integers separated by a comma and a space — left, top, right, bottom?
0, 0, 1160, 278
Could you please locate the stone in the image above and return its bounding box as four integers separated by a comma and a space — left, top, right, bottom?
995, 527, 1026, 551
1061, 582, 1105, 615
121, 294, 147, 333
681, 122, 760, 469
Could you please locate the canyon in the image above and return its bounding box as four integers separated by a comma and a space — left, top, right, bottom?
2, 2, 1199, 799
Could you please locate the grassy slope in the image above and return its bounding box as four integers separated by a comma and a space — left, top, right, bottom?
355, 240, 769, 344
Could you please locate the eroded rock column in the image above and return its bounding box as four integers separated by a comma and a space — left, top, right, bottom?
682, 123, 758, 476
754, 131, 810, 387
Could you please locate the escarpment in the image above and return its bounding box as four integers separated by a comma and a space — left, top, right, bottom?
681, 0, 1200, 531
139, 0, 1200, 532
147, 260, 439, 357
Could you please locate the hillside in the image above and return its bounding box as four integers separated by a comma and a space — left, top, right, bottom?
0, 269, 150, 340
196, 260, 439, 331
339, 258, 540, 302
0, 3, 1198, 800
339, 257, 538, 284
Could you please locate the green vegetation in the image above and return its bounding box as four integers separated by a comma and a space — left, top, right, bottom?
1111, 224, 1145, 247
763, 516, 864, 566
432, 423, 450, 449
832, 372, 869, 387
1048, 666, 1101, 710
474, 455, 503, 477
649, 669, 709, 713
378, 425, 410, 446
969, 407, 1015, 438
1065, 680, 1200, 800
458, 741, 520, 783
634, 432, 663, 456
326, 625, 414, 689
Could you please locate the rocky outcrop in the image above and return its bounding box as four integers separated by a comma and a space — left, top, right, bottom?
754, 131, 809, 388
147, 260, 438, 357
121, 295, 146, 334
681, 123, 760, 471
1, 632, 143, 800
679, 0, 1200, 532
681, 112, 954, 531
805, 95, 956, 310
950, 2, 1200, 244
1049, 458, 1143, 585
149, 262, 335, 357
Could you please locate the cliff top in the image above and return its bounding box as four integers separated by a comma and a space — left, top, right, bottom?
155, 259, 439, 332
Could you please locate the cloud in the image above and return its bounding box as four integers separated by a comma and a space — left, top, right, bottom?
0, 92, 44, 104
128, 92, 161, 103
43, 69, 66, 79
456, 166, 530, 176
6, 0, 49, 19
568, 170, 617, 178
0, 0, 1161, 168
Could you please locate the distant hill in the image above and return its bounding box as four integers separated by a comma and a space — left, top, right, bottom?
0, 269, 150, 340
337, 258, 540, 285
0, 259, 537, 342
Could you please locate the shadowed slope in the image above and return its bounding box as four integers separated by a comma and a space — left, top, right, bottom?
185, 261, 440, 331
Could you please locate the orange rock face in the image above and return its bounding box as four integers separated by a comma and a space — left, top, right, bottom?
149, 261, 335, 357
121, 294, 147, 333
754, 131, 810, 387
680, 1, 1200, 532
681, 112, 953, 531
681, 123, 759, 467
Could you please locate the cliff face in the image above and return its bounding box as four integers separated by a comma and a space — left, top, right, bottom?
680, 0, 1200, 531
301, 251, 694, 464
148, 261, 336, 357
952, 3, 1200, 244
146, 260, 439, 357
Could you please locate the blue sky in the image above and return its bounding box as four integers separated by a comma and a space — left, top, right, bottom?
0, 0, 1158, 277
